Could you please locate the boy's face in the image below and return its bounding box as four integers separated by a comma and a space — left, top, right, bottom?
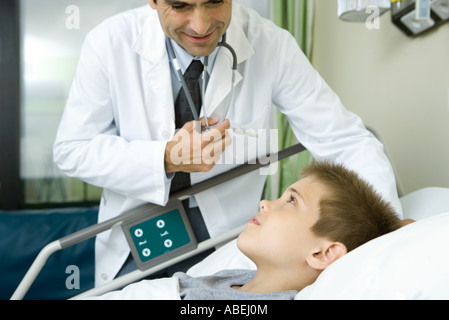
149, 0, 232, 57
238, 176, 330, 269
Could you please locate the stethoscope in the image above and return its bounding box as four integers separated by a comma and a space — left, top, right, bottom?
166, 33, 237, 133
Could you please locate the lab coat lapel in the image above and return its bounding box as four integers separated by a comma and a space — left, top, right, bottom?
131, 12, 255, 124
132, 15, 175, 124
204, 18, 254, 117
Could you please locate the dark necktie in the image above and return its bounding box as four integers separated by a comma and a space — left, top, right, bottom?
174, 60, 204, 129
170, 60, 204, 194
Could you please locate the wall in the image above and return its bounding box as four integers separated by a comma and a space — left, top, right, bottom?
311, 0, 449, 195
235, 0, 270, 18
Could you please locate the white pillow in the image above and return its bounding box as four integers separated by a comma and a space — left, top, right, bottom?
400, 187, 449, 221
296, 211, 449, 299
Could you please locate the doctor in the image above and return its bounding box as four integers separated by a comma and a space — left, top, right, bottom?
54, 0, 402, 287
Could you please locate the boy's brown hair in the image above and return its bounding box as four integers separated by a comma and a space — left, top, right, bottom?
301, 161, 401, 252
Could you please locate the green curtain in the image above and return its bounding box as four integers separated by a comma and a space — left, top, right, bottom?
264, 0, 315, 200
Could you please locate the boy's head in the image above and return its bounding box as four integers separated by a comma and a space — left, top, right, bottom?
237, 161, 401, 282
301, 161, 402, 252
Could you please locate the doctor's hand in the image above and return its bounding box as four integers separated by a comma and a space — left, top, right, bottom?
164, 118, 232, 174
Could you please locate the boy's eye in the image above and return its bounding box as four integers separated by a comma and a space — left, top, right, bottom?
287, 195, 296, 205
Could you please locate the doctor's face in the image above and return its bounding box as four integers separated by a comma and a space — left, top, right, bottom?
149, 0, 232, 57
237, 177, 330, 268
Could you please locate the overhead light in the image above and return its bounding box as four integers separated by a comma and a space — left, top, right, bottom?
338, 0, 391, 21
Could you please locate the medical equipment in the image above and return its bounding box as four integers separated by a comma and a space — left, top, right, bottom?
337, 0, 391, 22
10, 143, 306, 300
123, 200, 197, 271
338, 0, 449, 36
391, 0, 449, 36
415, 0, 431, 19
166, 33, 238, 133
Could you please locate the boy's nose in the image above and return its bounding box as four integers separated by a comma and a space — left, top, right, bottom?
259, 200, 271, 213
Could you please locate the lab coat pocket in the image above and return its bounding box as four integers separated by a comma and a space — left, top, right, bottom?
223, 105, 273, 166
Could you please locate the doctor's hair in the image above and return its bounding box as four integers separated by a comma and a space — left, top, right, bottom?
300, 161, 401, 252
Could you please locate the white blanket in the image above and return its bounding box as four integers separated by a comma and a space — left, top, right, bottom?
87, 277, 180, 300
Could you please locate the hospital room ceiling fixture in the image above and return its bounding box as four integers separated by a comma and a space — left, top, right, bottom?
337, 0, 449, 36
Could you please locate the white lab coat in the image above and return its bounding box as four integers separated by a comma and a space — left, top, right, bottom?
54, 4, 402, 287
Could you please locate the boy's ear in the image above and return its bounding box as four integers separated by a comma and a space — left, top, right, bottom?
148, 0, 157, 9
306, 241, 347, 271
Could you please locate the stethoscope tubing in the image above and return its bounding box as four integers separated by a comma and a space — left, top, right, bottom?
166, 33, 237, 133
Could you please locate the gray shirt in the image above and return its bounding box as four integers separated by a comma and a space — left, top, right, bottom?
175, 269, 298, 300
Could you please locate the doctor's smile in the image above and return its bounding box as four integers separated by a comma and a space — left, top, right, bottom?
184, 30, 216, 44
152, 0, 231, 57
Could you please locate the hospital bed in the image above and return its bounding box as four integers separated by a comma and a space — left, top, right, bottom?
9, 143, 306, 300
188, 187, 449, 300
7, 144, 449, 300
77, 186, 449, 300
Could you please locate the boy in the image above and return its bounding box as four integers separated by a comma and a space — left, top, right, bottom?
96, 161, 402, 299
